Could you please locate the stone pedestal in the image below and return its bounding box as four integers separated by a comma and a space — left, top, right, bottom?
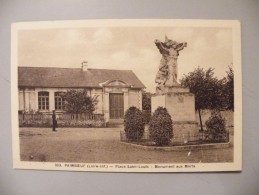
151, 87, 199, 139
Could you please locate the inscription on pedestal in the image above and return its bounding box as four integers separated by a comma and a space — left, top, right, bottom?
151, 91, 196, 122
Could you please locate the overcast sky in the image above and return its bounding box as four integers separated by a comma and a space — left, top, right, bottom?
18, 26, 233, 92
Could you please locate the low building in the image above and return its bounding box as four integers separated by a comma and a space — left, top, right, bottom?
18, 63, 145, 122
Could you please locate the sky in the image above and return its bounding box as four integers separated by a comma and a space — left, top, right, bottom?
18, 26, 233, 92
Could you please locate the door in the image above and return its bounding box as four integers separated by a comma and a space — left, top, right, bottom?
109, 93, 124, 119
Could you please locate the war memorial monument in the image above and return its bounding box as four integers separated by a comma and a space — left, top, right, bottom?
151, 36, 199, 139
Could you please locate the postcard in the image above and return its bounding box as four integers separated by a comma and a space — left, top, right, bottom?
11, 19, 242, 172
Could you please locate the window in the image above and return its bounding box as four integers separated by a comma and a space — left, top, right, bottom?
38, 91, 49, 110
55, 92, 65, 110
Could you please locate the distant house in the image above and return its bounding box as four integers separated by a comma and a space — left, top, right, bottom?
18, 63, 145, 122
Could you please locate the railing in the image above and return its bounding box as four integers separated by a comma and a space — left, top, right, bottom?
120, 131, 150, 142
58, 113, 104, 120
19, 112, 104, 121
120, 131, 229, 146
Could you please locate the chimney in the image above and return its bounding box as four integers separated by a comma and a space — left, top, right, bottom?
81, 61, 88, 71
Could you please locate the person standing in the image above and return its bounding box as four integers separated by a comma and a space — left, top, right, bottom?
52, 110, 58, 131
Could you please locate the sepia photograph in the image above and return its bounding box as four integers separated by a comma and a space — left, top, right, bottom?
11, 19, 242, 172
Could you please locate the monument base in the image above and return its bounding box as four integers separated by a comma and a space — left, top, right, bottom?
151, 87, 199, 139
156, 85, 189, 94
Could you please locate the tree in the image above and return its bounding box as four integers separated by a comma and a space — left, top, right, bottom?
142, 90, 152, 124
180, 67, 225, 131
224, 66, 234, 111
62, 89, 98, 114
142, 90, 152, 111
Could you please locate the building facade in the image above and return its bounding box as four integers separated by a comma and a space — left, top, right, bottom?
18, 64, 145, 122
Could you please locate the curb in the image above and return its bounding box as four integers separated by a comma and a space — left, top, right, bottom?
120, 141, 230, 151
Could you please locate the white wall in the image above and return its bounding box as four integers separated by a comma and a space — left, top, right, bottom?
18, 87, 142, 120
18, 88, 37, 112
128, 89, 142, 110
91, 88, 103, 114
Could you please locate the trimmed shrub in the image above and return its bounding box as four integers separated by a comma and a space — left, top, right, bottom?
124, 107, 145, 141
142, 110, 151, 124
205, 110, 227, 142
149, 107, 173, 146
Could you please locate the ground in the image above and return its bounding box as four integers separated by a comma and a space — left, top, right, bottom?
19, 127, 233, 163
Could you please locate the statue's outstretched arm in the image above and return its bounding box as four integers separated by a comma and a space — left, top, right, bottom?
155, 40, 169, 55
176, 42, 187, 51
160, 42, 169, 52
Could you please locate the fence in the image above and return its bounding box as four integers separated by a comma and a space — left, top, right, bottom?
19, 112, 105, 128
19, 112, 104, 121
120, 131, 150, 142
120, 131, 229, 146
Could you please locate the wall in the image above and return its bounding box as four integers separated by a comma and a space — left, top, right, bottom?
128, 89, 142, 109
90, 88, 103, 114
19, 87, 96, 113
196, 109, 234, 127
18, 88, 37, 112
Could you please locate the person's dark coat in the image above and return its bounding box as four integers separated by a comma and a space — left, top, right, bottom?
52, 112, 58, 130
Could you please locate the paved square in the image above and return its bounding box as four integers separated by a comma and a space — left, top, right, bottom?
20, 127, 233, 163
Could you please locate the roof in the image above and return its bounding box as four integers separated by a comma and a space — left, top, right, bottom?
18, 67, 145, 89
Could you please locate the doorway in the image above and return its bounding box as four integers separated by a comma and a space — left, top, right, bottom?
109, 93, 124, 119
